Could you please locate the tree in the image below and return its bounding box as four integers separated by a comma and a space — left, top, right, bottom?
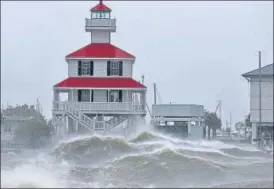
2, 104, 46, 124
245, 114, 251, 127
2, 104, 52, 148
1, 110, 4, 124
204, 110, 222, 139
14, 118, 52, 148
47, 119, 55, 135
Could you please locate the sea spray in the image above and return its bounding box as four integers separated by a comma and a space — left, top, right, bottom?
1, 124, 273, 188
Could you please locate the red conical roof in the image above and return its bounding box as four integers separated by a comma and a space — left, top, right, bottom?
54, 77, 146, 89
66, 43, 135, 59
90, 0, 111, 12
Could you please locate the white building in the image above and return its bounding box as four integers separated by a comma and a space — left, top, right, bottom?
242, 63, 273, 144
52, 1, 147, 135
151, 104, 205, 139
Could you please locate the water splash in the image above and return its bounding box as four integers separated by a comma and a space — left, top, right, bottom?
1, 123, 272, 188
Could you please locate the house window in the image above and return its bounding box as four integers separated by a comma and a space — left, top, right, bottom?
78, 90, 93, 102
109, 90, 122, 102
78, 61, 93, 76
107, 61, 123, 76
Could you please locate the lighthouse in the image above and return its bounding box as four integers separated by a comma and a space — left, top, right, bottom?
52, 0, 147, 135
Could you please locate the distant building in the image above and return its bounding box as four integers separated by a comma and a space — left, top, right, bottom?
150, 104, 205, 139
242, 63, 273, 144
1, 115, 30, 148
235, 121, 245, 131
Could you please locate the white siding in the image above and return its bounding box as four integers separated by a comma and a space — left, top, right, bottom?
152, 104, 204, 117
250, 80, 273, 97
94, 60, 107, 76
72, 89, 78, 102
93, 90, 107, 102
68, 92, 72, 101
68, 60, 78, 77
250, 110, 273, 122
91, 31, 110, 43
67, 89, 78, 102
249, 78, 274, 123
67, 59, 133, 77
250, 96, 273, 110
122, 91, 133, 102
122, 60, 133, 77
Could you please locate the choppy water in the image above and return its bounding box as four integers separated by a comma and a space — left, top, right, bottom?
1, 127, 273, 188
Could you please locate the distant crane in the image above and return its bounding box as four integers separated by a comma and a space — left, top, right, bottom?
215, 100, 222, 123
36, 98, 43, 114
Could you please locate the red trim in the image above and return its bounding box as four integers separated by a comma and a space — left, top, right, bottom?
66, 43, 135, 59
90, 1, 111, 12
54, 77, 146, 88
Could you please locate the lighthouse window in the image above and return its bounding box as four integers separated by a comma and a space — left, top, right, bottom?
107, 61, 123, 76
81, 62, 90, 75
109, 90, 119, 102
109, 90, 122, 102
101, 12, 110, 19
80, 90, 91, 102
110, 61, 119, 75
92, 12, 110, 19
79, 61, 93, 76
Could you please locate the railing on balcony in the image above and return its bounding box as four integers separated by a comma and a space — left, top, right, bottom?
52, 101, 145, 114
85, 18, 116, 28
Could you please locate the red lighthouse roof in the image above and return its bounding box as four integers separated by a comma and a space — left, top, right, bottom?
54, 77, 146, 89
66, 43, 135, 59
90, 0, 111, 12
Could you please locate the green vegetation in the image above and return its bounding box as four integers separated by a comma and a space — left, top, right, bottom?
2, 104, 54, 148
204, 110, 222, 139
14, 118, 52, 148
1, 110, 4, 124
245, 113, 251, 127
3, 104, 46, 122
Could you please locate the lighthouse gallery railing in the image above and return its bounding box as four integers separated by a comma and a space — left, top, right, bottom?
85, 18, 116, 28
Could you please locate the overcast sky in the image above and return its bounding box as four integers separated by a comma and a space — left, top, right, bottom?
1, 1, 273, 126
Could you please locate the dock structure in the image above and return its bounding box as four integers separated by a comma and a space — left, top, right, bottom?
52, 0, 146, 136
151, 104, 205, 139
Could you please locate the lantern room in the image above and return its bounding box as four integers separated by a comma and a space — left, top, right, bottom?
90, 0, 112, 19
85, 0, 116, 33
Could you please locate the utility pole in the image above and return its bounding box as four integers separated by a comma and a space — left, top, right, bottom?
219, 100, 222, 126
258, 51, 262, 148
229, 112, 232, 129
153, 82, 157, 105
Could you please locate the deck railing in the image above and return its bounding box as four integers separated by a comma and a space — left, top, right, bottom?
52, 101, 145, 113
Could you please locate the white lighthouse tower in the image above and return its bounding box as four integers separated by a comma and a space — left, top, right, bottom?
52, 0, 147, 135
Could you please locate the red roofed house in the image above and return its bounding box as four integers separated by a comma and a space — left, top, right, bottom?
52, 0, 147, 134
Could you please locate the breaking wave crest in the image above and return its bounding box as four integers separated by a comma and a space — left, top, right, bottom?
2, 128, 273, 188
129, 131, 163, 143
